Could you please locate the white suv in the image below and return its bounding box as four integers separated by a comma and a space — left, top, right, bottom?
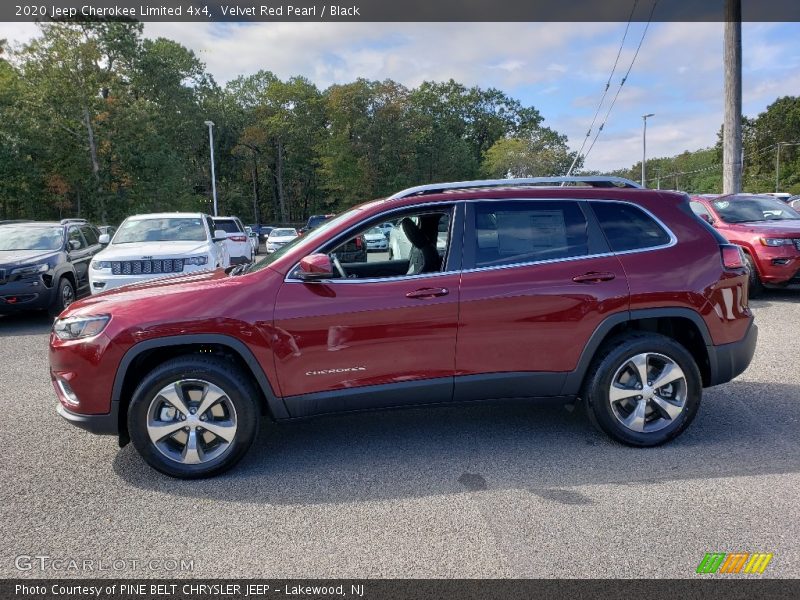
212, 216, 252, 265
89, 213, 229, 294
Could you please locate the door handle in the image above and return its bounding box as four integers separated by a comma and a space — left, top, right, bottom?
406, 287, 449, 299
572, 272, 616, 283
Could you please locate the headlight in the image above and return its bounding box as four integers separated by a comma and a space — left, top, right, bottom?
91, 261, 112, 271
10, 263, 48, 277
53, 315, 110, 341
184, 255, 209, 266
760, 238, 794, 247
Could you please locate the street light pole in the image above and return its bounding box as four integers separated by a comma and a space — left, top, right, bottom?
204, 120, 218, 216
776, 142, 782, 193
642, 113, 655, 187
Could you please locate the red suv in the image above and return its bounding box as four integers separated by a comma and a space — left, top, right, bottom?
50, 177, 757, 478
690, 194, 800, 296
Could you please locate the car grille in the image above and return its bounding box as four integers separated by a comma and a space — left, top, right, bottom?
111, 259, 184, 276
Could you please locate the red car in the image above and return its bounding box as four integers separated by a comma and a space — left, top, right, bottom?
50, 177, 757, 478
690, 194, 800, 296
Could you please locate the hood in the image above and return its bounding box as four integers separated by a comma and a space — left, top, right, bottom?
0, 249, 60, 267
728, 219, 800, 236
67, 268, 229, 315
268, 235, 296, 243
96, 240, 211, 260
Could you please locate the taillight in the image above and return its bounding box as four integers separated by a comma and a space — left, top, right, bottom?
721, 244, 744, 269
355, 237, 362, 249
230, 235, 247, 242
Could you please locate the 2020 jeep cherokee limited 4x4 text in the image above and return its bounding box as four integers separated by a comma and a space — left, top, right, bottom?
49, 177, 758, 478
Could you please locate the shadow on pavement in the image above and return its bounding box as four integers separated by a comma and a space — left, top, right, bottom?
0, 312, 54, 336
113, 379, 800, 505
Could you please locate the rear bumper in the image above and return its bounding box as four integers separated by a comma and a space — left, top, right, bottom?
707, 320, 758, 386
57, 402, 119, 435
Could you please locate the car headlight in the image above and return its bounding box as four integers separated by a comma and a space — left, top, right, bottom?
184, 255, 209, 266
760, 237, 794, 247
53, 315, 110, 341
10, 263, 48, 277
91, 261, 112, 271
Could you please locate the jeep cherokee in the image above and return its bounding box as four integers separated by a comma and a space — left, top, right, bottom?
49, 177, 757, 478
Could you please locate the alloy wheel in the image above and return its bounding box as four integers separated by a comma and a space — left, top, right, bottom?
608, 352, 688, 434
146, 379, 238, 465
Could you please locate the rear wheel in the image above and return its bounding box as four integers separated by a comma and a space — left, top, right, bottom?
127, 356, 260, 478
583, 333, 701, 447
743, 253, 764, 298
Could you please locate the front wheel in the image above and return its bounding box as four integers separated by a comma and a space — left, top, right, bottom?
744, 253, 764, 298
127, 356, 260, 478
49, 277, 75, 317
582, 333, 701, 447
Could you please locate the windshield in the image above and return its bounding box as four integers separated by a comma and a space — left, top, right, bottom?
0, 225, 64, 251
713, 197, 800, 223
270, 228, 297, 237
114, 217, 207, 243
245, 209, 359, 274
367, 227, 383, 235
307, 216, 329, 229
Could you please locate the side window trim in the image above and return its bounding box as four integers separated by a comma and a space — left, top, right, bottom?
284, 201, 465, 283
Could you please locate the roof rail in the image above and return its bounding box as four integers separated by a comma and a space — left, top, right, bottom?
60, 218, 88, 224
387, 176, 643, 199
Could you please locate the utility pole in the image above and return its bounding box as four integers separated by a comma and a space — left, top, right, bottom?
642, 113, 655, 187
723, 0, 742, 194
204, 120, 218, 216
776, 142, 782, 193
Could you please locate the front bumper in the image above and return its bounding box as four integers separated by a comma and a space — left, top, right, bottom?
366, 240, 388, 250
57, 402, 119, 435
0, 277, 56, 313
707, 320, 758, 386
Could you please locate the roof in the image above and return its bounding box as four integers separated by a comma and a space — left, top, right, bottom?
125, 212, 206, 220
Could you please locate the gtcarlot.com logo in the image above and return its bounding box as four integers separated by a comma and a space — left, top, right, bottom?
15, 555, 194, 572
696, 552, 773, 574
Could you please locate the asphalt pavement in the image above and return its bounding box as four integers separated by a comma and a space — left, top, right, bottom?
1, 291, 798, 578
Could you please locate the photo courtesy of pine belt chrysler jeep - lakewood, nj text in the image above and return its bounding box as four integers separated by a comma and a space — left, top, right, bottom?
49, 177, 757, 478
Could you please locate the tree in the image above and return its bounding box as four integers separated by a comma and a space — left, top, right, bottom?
482, 128, 580, 178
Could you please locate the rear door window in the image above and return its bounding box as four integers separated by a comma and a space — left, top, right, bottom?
469, 200, 593, 269
591, 202, 672, 252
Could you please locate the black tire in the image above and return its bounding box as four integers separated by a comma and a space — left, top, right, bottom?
582, 332, 702, 447
127, 355, 260, 479
743, 253, 764, 298
49, 277, 75, 317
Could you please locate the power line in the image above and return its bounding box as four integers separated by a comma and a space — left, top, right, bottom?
582, 0, 659, 163
565, 0, 639, 177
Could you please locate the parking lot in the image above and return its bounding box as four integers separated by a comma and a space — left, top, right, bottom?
1, 291, 798, 578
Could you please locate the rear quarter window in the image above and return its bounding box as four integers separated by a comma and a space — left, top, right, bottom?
591, 202, 671, 252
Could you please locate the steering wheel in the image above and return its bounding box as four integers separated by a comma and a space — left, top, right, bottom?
331, 254, 346, 279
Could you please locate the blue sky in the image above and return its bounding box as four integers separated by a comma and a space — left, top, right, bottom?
2, 21, 799, 172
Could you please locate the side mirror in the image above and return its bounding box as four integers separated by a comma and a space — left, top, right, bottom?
98, 234, 110, 245
69, 239, 81, 250
296, 254, 333, 281
213, 229, 228, 242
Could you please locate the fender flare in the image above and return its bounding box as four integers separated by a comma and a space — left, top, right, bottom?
111, 333, 289, 420
561, 308, 713, 395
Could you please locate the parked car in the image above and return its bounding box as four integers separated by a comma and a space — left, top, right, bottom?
212, 216, 252, 265
266, 228, 299, 253
0, 219, 104, 316
88, 212, 228, 294
299, 214, 334, 235
244, 226, 259, 256
97, 225, 116, 238
51, 176, 756, 478
377, 222, 395, 238
762, 192, 793, 203
690, 194, 800, 296
788, 195, 800, 210
364, 226, 389, 251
